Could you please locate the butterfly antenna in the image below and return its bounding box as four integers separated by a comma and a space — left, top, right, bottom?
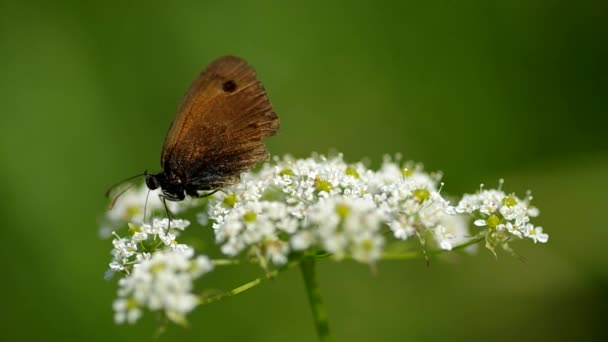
108, 183, 135, 209
105, 172, 146, 209
104, 173, 145, 198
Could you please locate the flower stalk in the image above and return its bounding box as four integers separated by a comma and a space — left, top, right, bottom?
199, 268, 279, 306
300, 258, 333, 342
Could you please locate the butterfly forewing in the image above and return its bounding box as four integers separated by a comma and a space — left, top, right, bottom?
160, 56, 279, 188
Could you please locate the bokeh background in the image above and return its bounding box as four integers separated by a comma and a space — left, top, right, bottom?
1, 0, 607, 341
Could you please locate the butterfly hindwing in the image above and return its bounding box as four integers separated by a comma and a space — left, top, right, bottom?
160, 56, 279, 188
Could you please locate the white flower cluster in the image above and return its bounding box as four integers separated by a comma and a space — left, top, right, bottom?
208, 154, 472, 264
109, 218, 191, 273
456, 187, 548, 253
113, 248, 213, 324
108, 218, 213, 324
103, 153, 548, 326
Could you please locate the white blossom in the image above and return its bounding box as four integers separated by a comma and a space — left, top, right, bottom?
525, 225, 549, 244
434, 214, 472, 251
103, 153, 548, 326
108, 218, 191, 274
113, 249, 213, 324
455, 188, 548, 251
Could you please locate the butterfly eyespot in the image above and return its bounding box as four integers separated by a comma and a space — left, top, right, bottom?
222, 80, 237, 92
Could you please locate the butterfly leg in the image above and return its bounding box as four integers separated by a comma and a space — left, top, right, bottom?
186, 188, 220, 199
159, 195, 173, 228
159, 192, 183, 228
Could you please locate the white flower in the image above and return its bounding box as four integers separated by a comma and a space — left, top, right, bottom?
456, 187, 547, 250
108, 218, 191, 274
113, 249, 213, 324
525, 225, 549, 243
113, 297, 142, 324
434, 214, 472, 251
212, 200, 297, 264
204, 155, 546, 263
304, 196, 385, 263
265, 240, 290, 265
105, 153, 548, 326
350, 232, 384, 263
111, 234, 137, 258
527, 206, 540, 217
389, 220, 415, 240
291, 231, 316, 250
504, 222, 524, 238
474, 219, 488, 227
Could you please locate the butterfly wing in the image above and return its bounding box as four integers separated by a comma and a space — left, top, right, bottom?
161, 56, 279, 189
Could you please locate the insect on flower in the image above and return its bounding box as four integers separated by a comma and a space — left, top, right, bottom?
107, 56, 280, 216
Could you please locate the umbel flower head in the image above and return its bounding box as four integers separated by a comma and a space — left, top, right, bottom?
208, 154, 469, 264
113, 247, 213, 325
456, 184, 548, 254
103, 153, 547, 325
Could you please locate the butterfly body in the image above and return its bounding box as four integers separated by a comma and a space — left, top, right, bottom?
145, 56, 279, 202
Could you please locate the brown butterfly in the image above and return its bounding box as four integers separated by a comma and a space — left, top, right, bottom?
109, 56, 279, 209
147, 55, 279, 202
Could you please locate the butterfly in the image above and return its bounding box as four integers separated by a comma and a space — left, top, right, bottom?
108, 56, 279, 212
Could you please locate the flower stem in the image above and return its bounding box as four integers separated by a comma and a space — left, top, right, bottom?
381, 235, 485, 260
199, 261, 299, 306
300, 258, 333, 342
198, 269, 278, 306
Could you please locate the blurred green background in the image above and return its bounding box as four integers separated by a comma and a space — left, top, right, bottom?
1, 0, 607, 340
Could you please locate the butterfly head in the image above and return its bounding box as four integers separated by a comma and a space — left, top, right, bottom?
145, 171, 161, 191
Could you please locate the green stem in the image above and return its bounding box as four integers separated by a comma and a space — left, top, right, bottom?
211, 259, 243, 266
199, 270, 277, 305
381, 235, 485, 260
300, 258, 333, 342
200, 261, 298, 306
